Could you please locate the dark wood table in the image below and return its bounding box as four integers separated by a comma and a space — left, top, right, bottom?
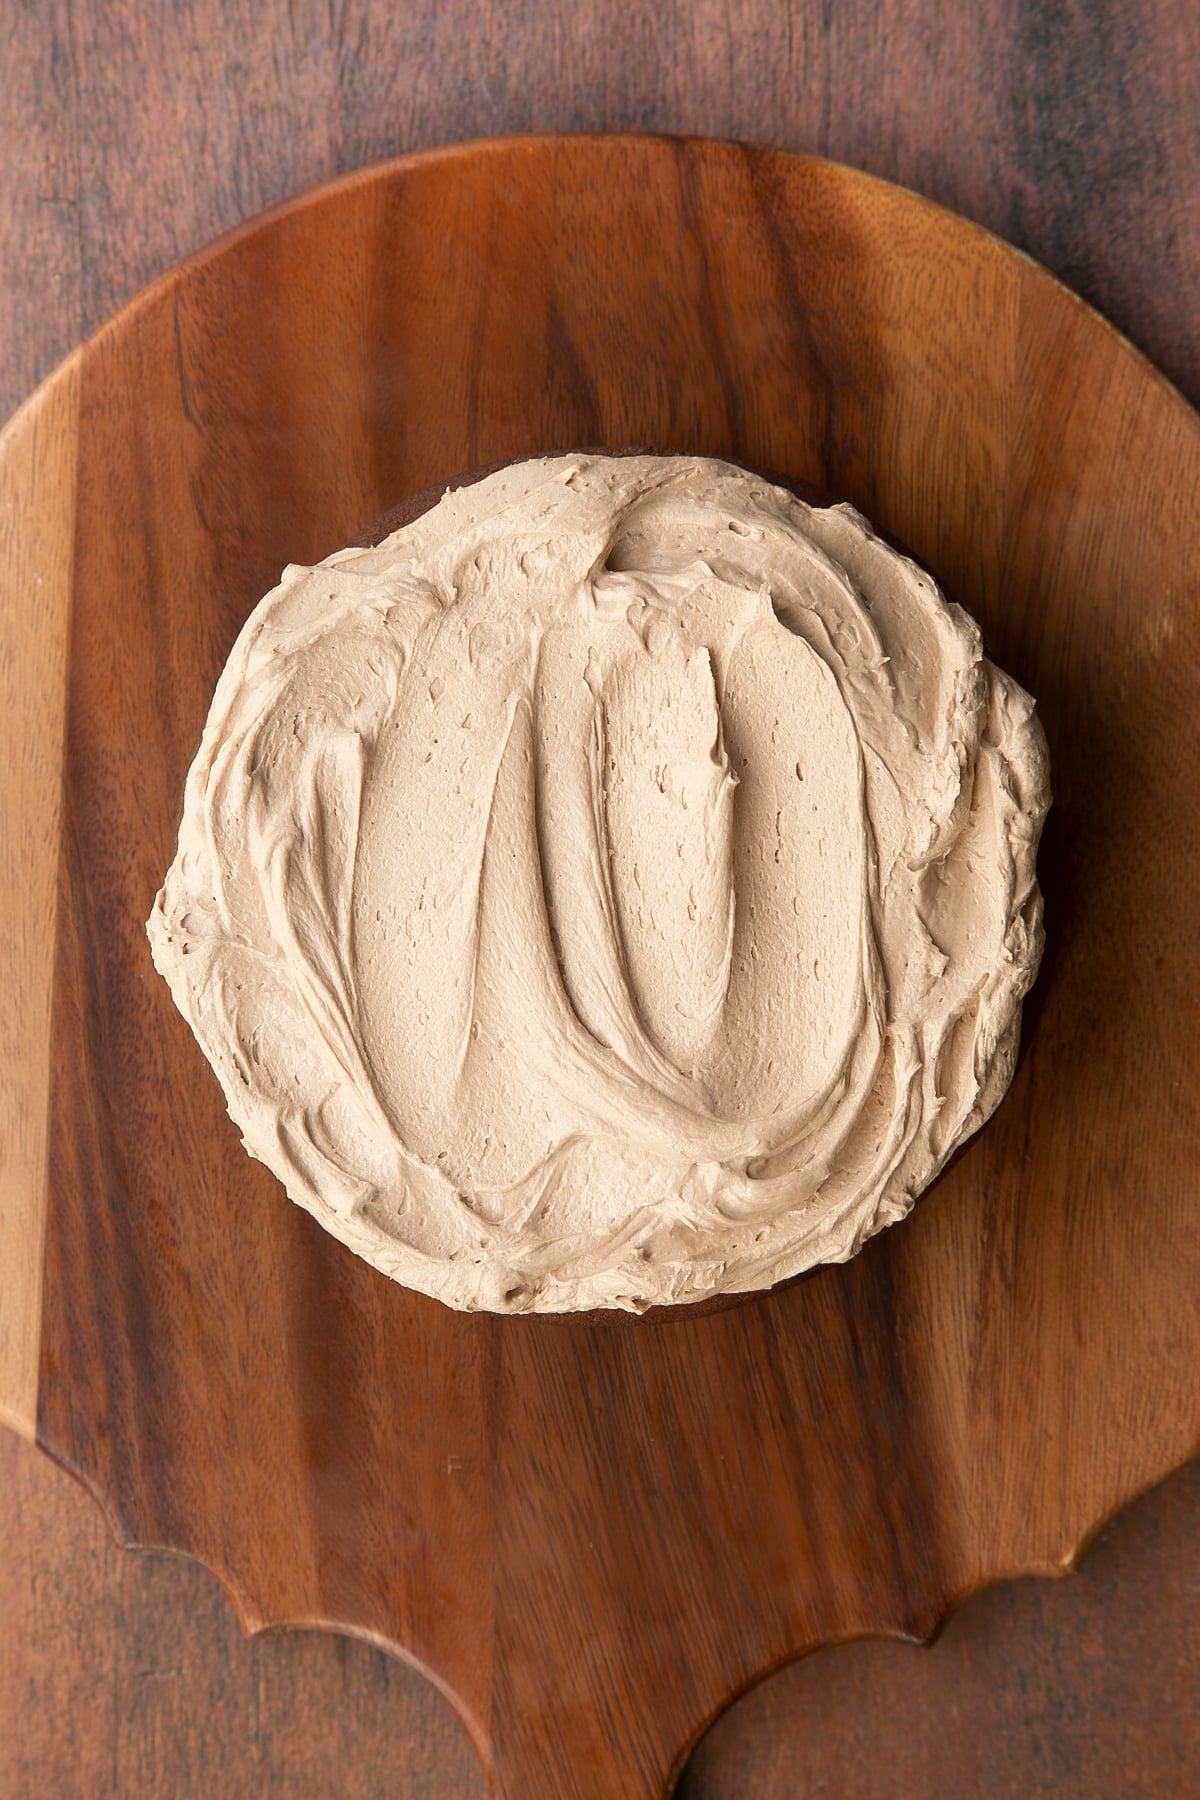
4, 5, 1198, 1793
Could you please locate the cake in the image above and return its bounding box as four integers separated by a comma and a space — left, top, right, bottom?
147, 453, 1050, 1312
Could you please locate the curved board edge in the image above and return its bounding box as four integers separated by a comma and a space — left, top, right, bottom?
28, 1419, 1200, 1800
665, 1435, 1200, 1795
27, 1430, 497, 1792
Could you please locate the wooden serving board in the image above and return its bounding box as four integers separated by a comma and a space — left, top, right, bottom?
2, 136, 1198, 1799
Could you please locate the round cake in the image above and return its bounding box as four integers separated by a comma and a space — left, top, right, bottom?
147, 453, 1050, 1312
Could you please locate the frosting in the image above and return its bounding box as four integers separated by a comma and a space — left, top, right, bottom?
147, 455, 1049, 1312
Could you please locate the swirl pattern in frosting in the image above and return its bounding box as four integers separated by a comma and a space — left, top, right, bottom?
147, 455, 1049, 1312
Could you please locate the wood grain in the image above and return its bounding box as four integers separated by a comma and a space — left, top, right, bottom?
0, 1426, 486, 1798
0, 366, 79, 1440
8, 1423, 1200, 1798
5, 3, 1200, 428
5, 136, 1196, 1797
4, 3, 1200, 1793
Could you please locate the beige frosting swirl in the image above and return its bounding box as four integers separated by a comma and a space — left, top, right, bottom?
147, 455, 1049, 1312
